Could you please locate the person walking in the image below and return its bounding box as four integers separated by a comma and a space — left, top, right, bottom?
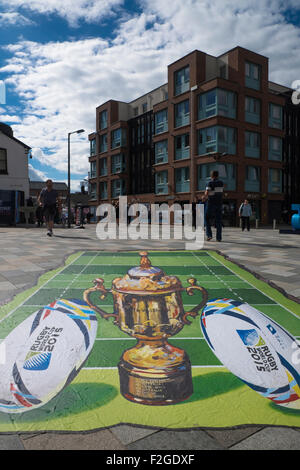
203, 170, 224, 242
239, 199, 252, 232
37, 179, 59, 237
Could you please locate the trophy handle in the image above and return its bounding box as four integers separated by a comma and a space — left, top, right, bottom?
182, 278, 208, 325
83, 278, 118, 321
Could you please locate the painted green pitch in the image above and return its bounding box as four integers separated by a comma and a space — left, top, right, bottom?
0, 250, 300, 432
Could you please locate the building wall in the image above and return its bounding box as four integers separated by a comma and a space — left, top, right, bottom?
88, 47, 287, 225
0, 131, 29, 198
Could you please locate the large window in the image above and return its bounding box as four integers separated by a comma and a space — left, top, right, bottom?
155, 140, 168, 164
175, 99, 190, 128
198, 126, 236, 155
268, 168, 282, 193
245, 61, 261, 90
198, 163, 236, 191
89, 161, 96, 179
100, 134, 107, 153
89, 182, 97, 200
245, 131, 260, 159
0, 148, 7, 174
175, 167, 190, 193
111, 154, 126, 174
100, 181, 107, 199
100, 158, 107, 176
112, 179, 126, 198
268, 136, 283, 161
175, 133, 190, 160
90, 138, 96, 156
245, 165, 260, 192
111, 128, 126, 149
269, 103, 283, 129
198, 89, 237, 120
155, 170, 168, 194
100, 110, 108, 130
245, 96, 261, 125
174, 66, 190, 96
154, 109, 168, 134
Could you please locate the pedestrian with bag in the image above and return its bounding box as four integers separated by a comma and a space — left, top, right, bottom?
203, 170, 224, 242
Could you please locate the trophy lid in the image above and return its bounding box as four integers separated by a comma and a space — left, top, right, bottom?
112, 251, 182, 293
127, 252, 163, 279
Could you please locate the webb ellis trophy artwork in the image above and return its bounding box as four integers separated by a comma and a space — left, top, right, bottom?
84, 252, 208, 405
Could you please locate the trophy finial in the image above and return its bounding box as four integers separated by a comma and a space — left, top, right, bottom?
139, 251, 151, 269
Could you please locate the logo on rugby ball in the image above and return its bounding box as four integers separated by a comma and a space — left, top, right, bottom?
23, 351, 52, 371
237, 329, 266, 347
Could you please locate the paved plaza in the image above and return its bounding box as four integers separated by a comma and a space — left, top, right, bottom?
0, 224, 299, 450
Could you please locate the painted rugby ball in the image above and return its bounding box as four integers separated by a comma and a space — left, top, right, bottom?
201, 299, 299, 407
225, 300, 300, 409
9, 299, 98, 413
0, 315, 34, 413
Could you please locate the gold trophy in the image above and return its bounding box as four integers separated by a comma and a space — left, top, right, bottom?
83, 252, 208, 405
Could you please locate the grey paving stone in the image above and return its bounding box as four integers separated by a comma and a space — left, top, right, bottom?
0, 435, 25, 450
110, 425, 159, 445
127, 430, 224, 450
206, 426, 263, 449
21, 430, 126, 450
230, 427, 300, 450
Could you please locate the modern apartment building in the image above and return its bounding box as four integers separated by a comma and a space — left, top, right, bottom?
88, 46, 290, 225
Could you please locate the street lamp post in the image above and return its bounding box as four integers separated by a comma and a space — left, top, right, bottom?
67, 129, 85, 228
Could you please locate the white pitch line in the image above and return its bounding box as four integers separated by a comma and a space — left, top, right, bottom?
206, 251, 300, 321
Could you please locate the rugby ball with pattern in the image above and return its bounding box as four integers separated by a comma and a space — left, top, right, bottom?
6, 299, 97, 413
0, 315, 34, 413
201, 299, 300, 407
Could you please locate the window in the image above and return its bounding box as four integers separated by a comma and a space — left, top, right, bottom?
111, 128, 126, 149
268, 168, 282, 193
174, 66, 190, 96
198, 89, 236, 120
89, 183, 97, 199
0, 148, 7, 174
245, 96, 261, 125
90, 138, 96, 156
100, 134, 107, 153
198, 163, 236, 191
112, 179, 126, 197
155, 140, 168, 164
245, 165, 260, 192
112, 154, 125, 174
245, 61, 261, 90
269, 103, 283, 129
100, 181, 107, 199
155, 170, 168, 194
154, 109, 168, 134
142, 102, 147, 113
175, 167, 190, 193
89, 161, 96, 178
245, 131, 261, 158
133, 107, 138, 117
175, 99, 190, 128
100, 158, 107, 176
268, 136, 283, 161
100, 110, 108, 130
175, 133, 190, 160
198, 126, 236, 155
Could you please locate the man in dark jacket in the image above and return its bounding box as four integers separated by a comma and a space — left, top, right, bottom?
38, 179, 59, 237
203, 170, 224, 242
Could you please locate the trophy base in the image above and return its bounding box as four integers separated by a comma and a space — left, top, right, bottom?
118, 340, 193, 405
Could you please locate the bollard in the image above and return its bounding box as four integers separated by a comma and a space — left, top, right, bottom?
273, 219, 276, 230
256, 219, 259, 229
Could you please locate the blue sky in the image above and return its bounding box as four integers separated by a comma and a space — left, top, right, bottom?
0, 0, 300, 191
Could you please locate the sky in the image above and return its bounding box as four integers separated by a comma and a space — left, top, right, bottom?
0, 0, 300, 192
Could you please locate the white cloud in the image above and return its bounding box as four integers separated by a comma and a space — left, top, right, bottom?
1, 0, 300, 184
0, 0, 124, 27
28, 163, 47, 181
0, 11, 33, 26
